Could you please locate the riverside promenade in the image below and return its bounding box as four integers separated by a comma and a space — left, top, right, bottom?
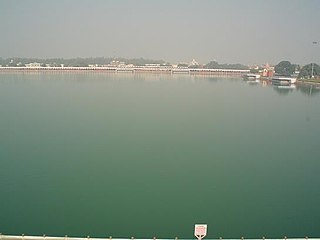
0, 235, 318, 240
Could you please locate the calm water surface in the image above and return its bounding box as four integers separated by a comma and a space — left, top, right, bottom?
0, 73, 320, 238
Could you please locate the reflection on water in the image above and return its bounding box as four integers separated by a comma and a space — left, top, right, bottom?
297, 84, 320, 96
244, 79, 260, 87
265, 78, 320, 97
272, 85, 296, 95
239, 77, 320, 97
1, 73, 320, 238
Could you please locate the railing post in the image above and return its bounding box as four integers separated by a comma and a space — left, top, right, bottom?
108, 236, 112, 240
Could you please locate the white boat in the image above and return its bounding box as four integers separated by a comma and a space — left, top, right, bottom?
277, 85, 296, 89
272, 76, 296, 85
243, 73, 260, 80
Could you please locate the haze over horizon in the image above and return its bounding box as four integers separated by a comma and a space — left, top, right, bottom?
1, 0, 319, 65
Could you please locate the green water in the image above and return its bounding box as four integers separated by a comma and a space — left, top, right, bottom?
0, 73, 320, 238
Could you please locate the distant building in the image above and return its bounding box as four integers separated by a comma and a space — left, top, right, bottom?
189, 59, 199, 67
25, 62, 41, 68
262, 63, 274, 77
109, 60, 125, 67
177, 62, 189, 68
145, 64, 161, 68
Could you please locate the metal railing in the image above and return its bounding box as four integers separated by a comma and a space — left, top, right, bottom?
0, 234, 318, 240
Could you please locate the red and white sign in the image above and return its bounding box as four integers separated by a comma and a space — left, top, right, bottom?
194, 224, 207, 238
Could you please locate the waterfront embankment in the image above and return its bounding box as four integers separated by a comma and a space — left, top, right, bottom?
0, 66, 249, 76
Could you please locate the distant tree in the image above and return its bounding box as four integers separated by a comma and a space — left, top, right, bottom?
250, 69, 260, 73
0, 57, 165, 67
204, 61, 218, 69
177, 63, 188, 68
204, 61, 248, 70
126, 58, 165, 66
188, 65, 202, 69
298, 63, 320, 79
274, 61, 295, 76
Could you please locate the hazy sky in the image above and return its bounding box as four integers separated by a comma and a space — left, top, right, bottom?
0, 0, 319, 65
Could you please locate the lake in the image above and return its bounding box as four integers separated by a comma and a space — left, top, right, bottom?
0, 72, 320, 239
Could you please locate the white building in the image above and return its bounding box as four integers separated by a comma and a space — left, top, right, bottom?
25, 62, 41, 68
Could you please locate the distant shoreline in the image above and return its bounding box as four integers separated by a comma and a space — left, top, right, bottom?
0, 66, 249, 76
2, 67, 319, 86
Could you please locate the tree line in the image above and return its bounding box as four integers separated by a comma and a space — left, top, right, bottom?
203, 61, 249, 70
0, 57, 166, 67
275, 60, 320, 79
1, 57, 249, 70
